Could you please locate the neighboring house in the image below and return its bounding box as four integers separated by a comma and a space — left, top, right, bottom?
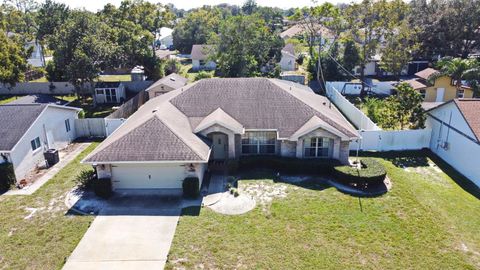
0, 103, 81, 182
83, 78, 359, 193
94, 82, 126, 104
354, 56, 429, 77
426, 99, 480, 186
156, 27, 174, 49
146, 73, 188, 99
191, 45, 216, 71
405, 68, 474, 103
280, 44, 296, 71
280, 24, 335, 45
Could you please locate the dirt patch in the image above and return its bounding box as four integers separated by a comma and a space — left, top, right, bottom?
240, 181, 288, 212
65, 188, 107, 215
208, 193, 256, 215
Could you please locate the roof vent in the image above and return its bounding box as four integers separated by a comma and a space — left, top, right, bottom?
152, 110, 157, 113
170, 78, 176, 81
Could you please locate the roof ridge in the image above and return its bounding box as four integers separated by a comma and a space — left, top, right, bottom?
154, 114, 206, 161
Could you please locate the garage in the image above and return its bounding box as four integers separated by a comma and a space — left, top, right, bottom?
111, 163, 186, 190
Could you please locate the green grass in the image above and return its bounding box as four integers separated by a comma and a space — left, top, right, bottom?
0, 143, 98, 270
68, 97, 116, 118
97, 74, 131, 82
30, 76, 48, 82
166, 152, 480, 269
0, 95, 77, 105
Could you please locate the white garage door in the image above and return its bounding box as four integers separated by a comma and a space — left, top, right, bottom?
111, 164, 185, 190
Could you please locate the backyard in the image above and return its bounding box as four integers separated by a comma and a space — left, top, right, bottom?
0, 143, 98, 270
166, 151, 480, 270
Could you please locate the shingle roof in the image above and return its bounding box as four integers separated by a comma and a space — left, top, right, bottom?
84, 116, 204, 162
8, 94, 68, 105
415, 68, 439, 80
0, 104, 46, 151
170, 78, 358, 138
280, 24, 334, 39
282, 44, 295, 58
454, 99, 480, 141
191, 45, 214, 60
404, 78, 428, 90
146, 73, 188, 93
84, 78, 358, 163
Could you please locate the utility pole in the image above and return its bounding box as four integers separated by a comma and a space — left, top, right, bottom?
317, 31, 325, 94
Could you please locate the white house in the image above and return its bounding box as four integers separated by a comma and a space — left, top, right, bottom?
0, 103, 81, 183
191, 45, 216, 71
156, 27, 174, 50
94, 82, 126, 104
280, 44, 296, 71
83, 78, 359, 194
426, 99, 480, 187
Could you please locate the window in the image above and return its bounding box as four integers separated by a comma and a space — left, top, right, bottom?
419, 89, 426, 99
105, 88, 117, 103
65, 119, 71, 132
30, 137, 41, 151
457, 89, 465, 98
96, 89, 104, 95
241, 131, 276, 155
303, 137, 331, 158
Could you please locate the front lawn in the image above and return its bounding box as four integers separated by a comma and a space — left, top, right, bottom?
167, 152, 480, 269
0, 143, 98, 270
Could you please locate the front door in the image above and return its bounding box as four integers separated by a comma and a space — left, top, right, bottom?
436, 88, 445, 102
211, 133, 227, 160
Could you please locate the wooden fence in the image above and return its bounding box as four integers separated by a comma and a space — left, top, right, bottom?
107, 90, 149, 119
75, 118, 125, 138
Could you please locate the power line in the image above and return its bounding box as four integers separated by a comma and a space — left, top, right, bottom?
323, 50, 375, 89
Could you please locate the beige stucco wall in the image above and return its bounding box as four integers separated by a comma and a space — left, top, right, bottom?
198, 124, 236, 159
423, 76, 474, 102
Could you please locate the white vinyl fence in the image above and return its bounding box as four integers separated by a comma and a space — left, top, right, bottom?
326, 83, 381, 131
350, 129, 432, 151
75, 118, 125, 138
327, 81, 395, 96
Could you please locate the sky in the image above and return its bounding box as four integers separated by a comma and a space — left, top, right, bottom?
55, 0, 356, 12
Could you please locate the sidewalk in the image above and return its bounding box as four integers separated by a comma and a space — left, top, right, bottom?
4, 143, 91, 196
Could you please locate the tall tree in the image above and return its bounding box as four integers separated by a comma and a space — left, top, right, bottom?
346, 0, 405, 97
342, 39, 360, 76
213, 14, 283, 77
379, 21, 419, 79
48, 11, 117, 96
172, 7, 221, 54
0, 31, 29, 85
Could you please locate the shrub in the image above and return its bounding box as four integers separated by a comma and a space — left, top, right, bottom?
93, 178, 112, 198
194, 71, 213, 81
75, 169, 95, 190
334, 158, 386, 186
239, 156, 341, 175
183, 177, 200, 198
0, 163, 15, 192
78, 110, 85, 119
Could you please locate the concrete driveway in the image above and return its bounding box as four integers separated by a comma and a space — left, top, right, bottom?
63, 194, 181, 270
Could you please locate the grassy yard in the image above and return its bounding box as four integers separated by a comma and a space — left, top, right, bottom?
68, 97, 116, 118
167, 151, 480, 269
0, 95, 77, 105
0, 143, 98, 270
97, 74, 131, 82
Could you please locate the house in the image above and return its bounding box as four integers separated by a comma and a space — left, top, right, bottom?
0, 103, 81, 183
280, 24, 334, 45
426, 99, 480, 186
156, 27, 174, 50
82, 78, 359, 193
280, 44, 296, 71
145, 73, 188, 99
405, 68, 474, 102
191, 45, 216, 71
354, 56, 429, 77
94, 82, 126, 104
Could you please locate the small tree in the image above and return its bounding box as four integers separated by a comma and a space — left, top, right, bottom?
164, 59, 181, 75
387, 83, 425, 129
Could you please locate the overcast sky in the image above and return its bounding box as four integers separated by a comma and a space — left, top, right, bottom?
55, 0, 356, 12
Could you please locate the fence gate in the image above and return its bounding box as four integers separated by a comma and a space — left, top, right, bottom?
74, 118, 106, 138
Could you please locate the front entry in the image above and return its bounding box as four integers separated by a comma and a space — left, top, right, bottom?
211, 133, 228, 160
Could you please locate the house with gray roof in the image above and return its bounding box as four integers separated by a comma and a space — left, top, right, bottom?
191, 44, 216, 71
83, 78, 359, 192
145, 73, 188, 99
280, 44, 296, 71
0, 103, 81, 183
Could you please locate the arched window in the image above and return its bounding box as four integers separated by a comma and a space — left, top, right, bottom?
304, 137, 331, 158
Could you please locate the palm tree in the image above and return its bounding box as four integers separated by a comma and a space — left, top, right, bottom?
431, 57, 480, 98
